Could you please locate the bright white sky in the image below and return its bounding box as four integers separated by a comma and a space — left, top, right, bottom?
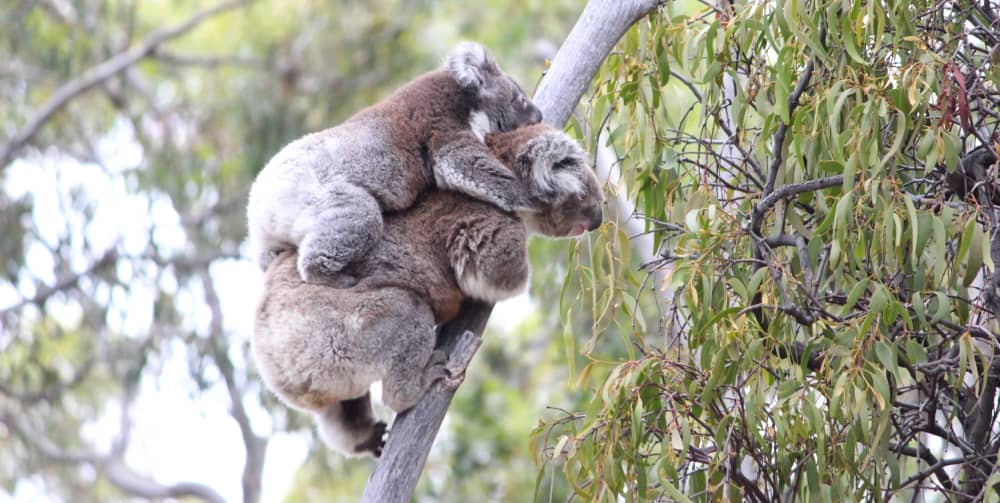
0, 118, 534, 502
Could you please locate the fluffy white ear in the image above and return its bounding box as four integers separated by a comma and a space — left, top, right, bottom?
447, 41, 499, 90
523, 132, 587, 199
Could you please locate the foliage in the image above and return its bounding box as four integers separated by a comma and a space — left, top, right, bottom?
535, 0, 1000, 501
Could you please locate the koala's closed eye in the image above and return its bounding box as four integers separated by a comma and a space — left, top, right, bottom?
553, 159, 577, 170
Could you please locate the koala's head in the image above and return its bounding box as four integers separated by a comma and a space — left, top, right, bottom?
447, 42, 543, 137
487, 124, 606, 238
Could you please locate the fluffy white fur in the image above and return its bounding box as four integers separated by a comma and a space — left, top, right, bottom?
531, 131, 588, 197
468, 110, 492, 142
447, 41, 495, 89
457, 268, 529, 303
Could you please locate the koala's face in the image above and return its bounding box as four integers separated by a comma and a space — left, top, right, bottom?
447, 42, 543, 134
477, 75, 543, 133
487, 124, 606, 238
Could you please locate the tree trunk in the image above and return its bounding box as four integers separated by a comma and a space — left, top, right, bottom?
360, 1, 664, 501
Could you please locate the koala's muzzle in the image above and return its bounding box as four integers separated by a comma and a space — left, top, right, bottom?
586, 204, 603, 231
526, 106, 543, 126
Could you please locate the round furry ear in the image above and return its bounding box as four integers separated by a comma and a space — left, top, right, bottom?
447, 41, 500, 90
522, 132, 587, 201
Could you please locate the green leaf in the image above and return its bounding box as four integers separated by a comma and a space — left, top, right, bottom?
869, 285, 889, 315
840, 278, 870, 316
874, 340, 897, 375
963, 218, 985, 287
878, 109, 906, 172
905, 339, 928, 365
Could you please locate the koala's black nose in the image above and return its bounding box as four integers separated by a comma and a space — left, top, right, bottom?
529, 107, 543, 125
586, 205, 603, 231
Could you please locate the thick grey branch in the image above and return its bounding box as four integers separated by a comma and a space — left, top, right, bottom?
534, 0, 665, 126
361, 303, 493, 503
0, 0, 246, 168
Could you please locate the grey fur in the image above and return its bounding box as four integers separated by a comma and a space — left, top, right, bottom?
246, 42, 543, 283
252, 125, 605, 457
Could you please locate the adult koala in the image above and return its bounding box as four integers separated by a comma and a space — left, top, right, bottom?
252, 124, 605, 457
246, 42, 543, 284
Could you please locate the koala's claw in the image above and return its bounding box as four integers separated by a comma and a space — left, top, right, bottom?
355, 421, 388, 458
440, 368, 466, 390
424, 361, 451, 385
434, 332, 482, 390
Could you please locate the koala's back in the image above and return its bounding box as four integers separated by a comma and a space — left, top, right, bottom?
246, 71, 475, 259
344, 191, 528, 323
252, 70, 469, 211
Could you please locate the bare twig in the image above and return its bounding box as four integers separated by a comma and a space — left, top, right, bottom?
762, 59, 815, 197
750, 175, 844, 237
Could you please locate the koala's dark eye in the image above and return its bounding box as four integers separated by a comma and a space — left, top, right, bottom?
553, 158, 575, 170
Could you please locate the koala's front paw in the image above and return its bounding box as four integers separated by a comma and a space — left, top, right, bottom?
297, 251, 349, 284
355, 421, 388, 458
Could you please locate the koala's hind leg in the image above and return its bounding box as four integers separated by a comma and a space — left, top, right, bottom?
298, 182, 383, 284
316, 393, 387, 457
384, 349, 449, 413
374, 291, 445, 413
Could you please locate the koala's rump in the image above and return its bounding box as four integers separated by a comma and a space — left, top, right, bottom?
254, 253, 419, 411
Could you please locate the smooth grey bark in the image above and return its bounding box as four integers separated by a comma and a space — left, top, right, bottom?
534, 0, 667, 127
360, 1, 664, 501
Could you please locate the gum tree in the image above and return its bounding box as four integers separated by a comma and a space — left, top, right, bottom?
537, 0, 1000, 501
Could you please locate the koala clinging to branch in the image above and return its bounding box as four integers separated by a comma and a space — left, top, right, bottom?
246, 42, 543, 284
252, 124, 605, 457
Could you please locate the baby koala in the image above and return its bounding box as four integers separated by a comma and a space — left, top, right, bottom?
252, 124, 605, 457
246, 42, 543, 285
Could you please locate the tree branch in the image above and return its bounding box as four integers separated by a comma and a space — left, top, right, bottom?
0, 247, 118, 317
0, 0, 246, 169
533, 0, 666, 126
1, 410, 226, 503
750, 175, 843, 237
361, 302, 492, 503
362, 1, 663, 500
959, 356, 1000, 501
891, 442, 958, 493
200, 271, 267, 503
762, 59, 815, 197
